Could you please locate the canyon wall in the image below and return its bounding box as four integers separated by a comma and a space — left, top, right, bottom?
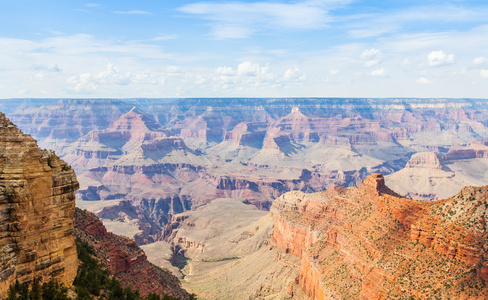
0, 112, 79, 295
74, 208, 189, 298
271, 174, 488, 299
8, 98, 488, 248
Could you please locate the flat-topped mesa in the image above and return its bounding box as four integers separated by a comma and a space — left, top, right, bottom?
405, 152, 445, 169
446, 142, 488, 160
0, 112, 79, 294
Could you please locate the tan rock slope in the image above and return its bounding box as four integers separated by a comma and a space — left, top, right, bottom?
0, 112, 79, 295
272, 174, 488, 299
386, 141, 488, 200
160, 198, 300, 299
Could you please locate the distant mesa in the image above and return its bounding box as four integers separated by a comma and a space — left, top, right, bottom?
386, 141, 488, 201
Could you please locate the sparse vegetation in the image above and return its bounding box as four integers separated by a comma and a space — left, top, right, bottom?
200, 256, 239, 262
7, 240, 193, 300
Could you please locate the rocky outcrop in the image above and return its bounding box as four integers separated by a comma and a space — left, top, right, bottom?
386, 141, 488, 201
74, 208, 189, 299
0, 112, 79, 295
271, 174, 488, 299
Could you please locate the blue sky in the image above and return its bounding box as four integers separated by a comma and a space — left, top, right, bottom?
1, 0, 487, 98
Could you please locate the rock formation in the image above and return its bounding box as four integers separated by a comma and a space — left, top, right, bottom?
8, 98, 488, 247
8, 99, 134, 155
386, 141, 488, 200
271, 174, 488, 299
0, 112, 79, 295
74, 208, 189, 299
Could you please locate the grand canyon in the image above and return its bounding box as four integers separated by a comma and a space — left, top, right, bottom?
2, 98, 488, 299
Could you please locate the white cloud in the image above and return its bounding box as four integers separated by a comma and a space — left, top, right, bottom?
237, 61, 269, 77
67, 64, 141, 92
112, 10, 151, 15
178, 0, 350, 39
427, 50, 455, 66
346, 5, 488, 39
481, 69, 488, 78
370, 68, 386, 77
360, 48, 383, 67
86, 3, 100, 8
150, 35, 178, 41
284, 67, 305, 81
473, 56, 487, 65
215, 66, 234, 76
67, 72, 98, 92
417, 77, 433, 84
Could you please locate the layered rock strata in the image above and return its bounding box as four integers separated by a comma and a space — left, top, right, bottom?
74, 208, 189, 298
0, 112, 79, 295
386, 141, 488, 200
8, 99, 133, 155
271, 174, 488, 299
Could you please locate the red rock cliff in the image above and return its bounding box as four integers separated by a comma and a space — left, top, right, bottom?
271, 173, 488, 299
74, 208, 189, 299
0, 112, 79, 295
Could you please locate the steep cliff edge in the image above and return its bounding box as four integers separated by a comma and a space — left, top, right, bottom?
271, 174, 488, 299
0, 112, 79, 295
74, 208, 189, 298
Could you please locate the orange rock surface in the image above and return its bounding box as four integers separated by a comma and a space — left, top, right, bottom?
0, 112, 79, 295
271, 173, 488, 299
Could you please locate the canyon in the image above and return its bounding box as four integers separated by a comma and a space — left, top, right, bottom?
9, 98, 488, 243
0, 112, 189, 299
386, 141, 488, 200
4, 98, 488, 298
163, 174, 488, 299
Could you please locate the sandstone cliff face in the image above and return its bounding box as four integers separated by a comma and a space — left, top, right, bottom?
0, 112, 79, 295
74, 208, 189, 299
271, 174, 488, 299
